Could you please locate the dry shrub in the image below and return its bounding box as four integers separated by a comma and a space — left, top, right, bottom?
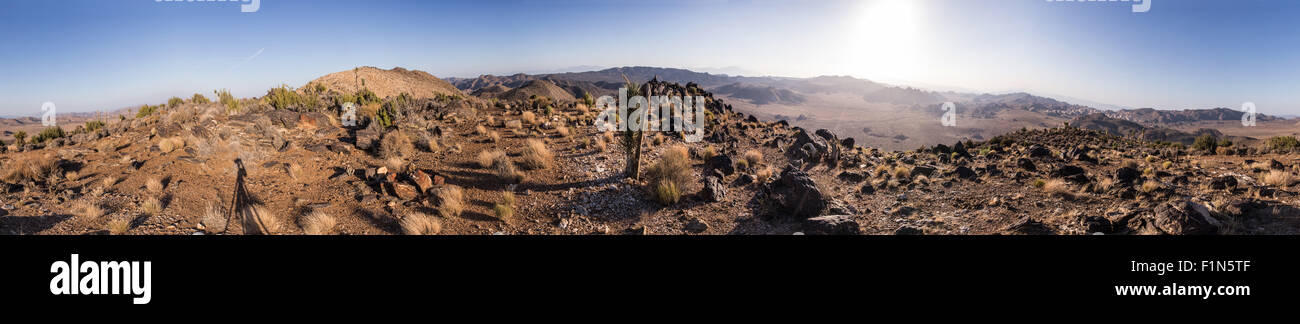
145, 177, 164, 193
401, 212, 442, 235
493, 154, 524, 183
1264, 171, 1295, 187
1043, 179, 1073, 198
521, 111, 537, 125
1095, 178, 1117, 193
699, 145, 717, 161
646, 145, 692, 205
1121, 160, 1139, 169
494, 191, 515, 222
602, 131, 615, 145
299, 210, 336, 235
201, 203, 227, 232
892, 165, 911, 179
102, 175, 119, 188
380, 130, 414, 159
478, 150, 506, 168
734, 158, 749, 171
158, 137, 184, 153
385, 156, 407, 173
430, 185, 465, 218
65, 171, 80, 181
475, 124, 488, 136
1140, 180, 1161, 193
595, 136, 607, 151
556, 126, 570, 138
487, 130, 501, 143
239, 204, 279, 235
2, 153, 59, 183
72, 201, 105, 220
105, 216, 131, 235
518, 139, 553, 170
652, 133, 665, 146
486, 115, 496, 127
756, 167, 774, 183
743, 149, 763, 168
874, 165, 891, 178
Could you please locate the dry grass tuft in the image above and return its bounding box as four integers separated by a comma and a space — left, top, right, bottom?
1263, 171, 1295, 187
756, 167, 774, 183
105, 216, 131, 235
1043, 179, 1073, 198
475, 124, 488, 136
1140, 180, 1161, 193
158, 137, 184, 153
646, 145, 692, 205
145, 177, 164, 193
555, 125, 570, 138
521, 111, 537, 125
892, 165, 912, 179
141, 196, 163, 216
1, 153, 59, 183
518, 139, 554, 170
201, 203, 227, 232
72, 201, 105, 220
401, 212, 442, 235
1096, 178, 1117, 193
743, 149, 763, 169
65, 171, 80, 181
430, 185, 465, 218
239, 204, 279, 235
380, 130, 415, 159
286, 162, 303, 181
487, 130, 501, 143
478, 150, 506, 168
299, 210, 336, 235
494, 191, 516, 222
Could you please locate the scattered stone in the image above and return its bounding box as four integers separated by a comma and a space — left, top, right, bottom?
1151, 200, 1219, 235
1209, 176, 1237, 190
699, 176, 727, 202
894, 226, 924, 235
766, 165, 828, 219
685, 217, 709, 233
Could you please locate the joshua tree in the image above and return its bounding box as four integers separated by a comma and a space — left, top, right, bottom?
619, 74, 645, 180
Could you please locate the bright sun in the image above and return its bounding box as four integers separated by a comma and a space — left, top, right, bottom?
845, 0, 925, 82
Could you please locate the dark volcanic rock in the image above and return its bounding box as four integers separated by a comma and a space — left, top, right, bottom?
699, 176, 727, 202
894, 226, 924, 235
803, 215, 860, 235
837, 171, 869, 183
1050, 165, 1086, 178
910, 165, 937, 178
1152, 200, 1219, 235
953, 166, 976, 179
1114, 167, 1141, 185
265, 110, 300, 128
705, 154, 735, 176
354, 129, 380, 151
1016, 158, 1036, 172
788, 130, 828, 162
1027, 145, 1051, 158
767, 165, 828, 219
1209, 176, 1237, 190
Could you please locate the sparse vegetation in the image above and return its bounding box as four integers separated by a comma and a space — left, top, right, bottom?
300, 210, 336, 235
1263, 171, 1295, 187
142, 196, 163, 216
743, 149, 763, 169
493, 191, 516, 222
1267, 136, 1299, 151
136, 104, 158, 118
379, 130, 414, 159
645, 145, 692, 205
215, 89, 240, 112
2, 153, 59, 183
167, 96, 184, 108
518, 139, 553, 170
145, 177, 164, 193
401, 212, 442, 235
478, 150, 507, 168
430, 185, 465, 218
31, 126, 65, 143
1193, 134, 1218, 153
191, 93, 211, 104
1043, 179, 1072, 198
72, 201, 105, 220
105, 216, 131, 235
1140, 180, 1161, 193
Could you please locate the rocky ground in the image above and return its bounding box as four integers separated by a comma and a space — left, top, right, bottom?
1, 75, 1297, 235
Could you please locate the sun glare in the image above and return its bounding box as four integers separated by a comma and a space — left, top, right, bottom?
845, 0, 926, 82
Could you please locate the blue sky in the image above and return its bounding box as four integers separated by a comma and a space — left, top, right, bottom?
1, 0, 1298, 116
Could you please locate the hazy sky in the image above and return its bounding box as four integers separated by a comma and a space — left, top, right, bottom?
2, 0, 1298, 115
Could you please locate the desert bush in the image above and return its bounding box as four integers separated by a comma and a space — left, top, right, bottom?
646, 145, 692, 205
400, 212, 441, 235
12, 131, 26, 145
191, 93, 211, 104
699, 145, 717, 161
265, 85, 318, 111
518, 139, 554, 170
1263, 171, 1295, 187
556, 126, 570, 138
201, 204, 227, 232
1161, 161, 1173, 169
652, 133, 665, 146
1095, 178, 1117, 193
494, 191, 515, 222
892, 165, 911, 179
1193, 134, 1218, 153
756, 166, 774, 183
1031, 179, 1047, 188
286, 162, 303, 181
379, 130, 414, 159
136, 104, 158, 118
32, 126, 65, 143
735, 158, 749, 171
84, 120, 105, 133
521, 111, 537, 125
215, 89, 240, 113
1267, 136, 1299, 151
300, 210, 336, 235
475, 125, 487, 136
158, 137, 184, 153
430, 185, 465, 218
167, 96, 184, 108
487, 130, 501, 143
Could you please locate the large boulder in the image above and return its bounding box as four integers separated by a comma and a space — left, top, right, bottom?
1151, 200, 1220, 235
1114, 167, 1141, 185
767, 165, 828, 219
354, 129, 380, 151
1209, 176, 1237, 190
265, 110, 300, 128
705, 154, 735, 176
803, 215, 860, 235
699, 176, 727, 202
787, 130, 828, 162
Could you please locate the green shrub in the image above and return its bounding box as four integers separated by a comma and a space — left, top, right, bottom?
265, 85, 307, 111
374, 104, 395, 129
84, 120, 105, 133
215, 89, 239, 112
1268, 136, 1299, 151
13, 131, 27, 144
167, 96, 184, 108
32, 126, 65, 143
191, 93, 211, 104
136, 104, 158, 118
1192, 134, 1218, 152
